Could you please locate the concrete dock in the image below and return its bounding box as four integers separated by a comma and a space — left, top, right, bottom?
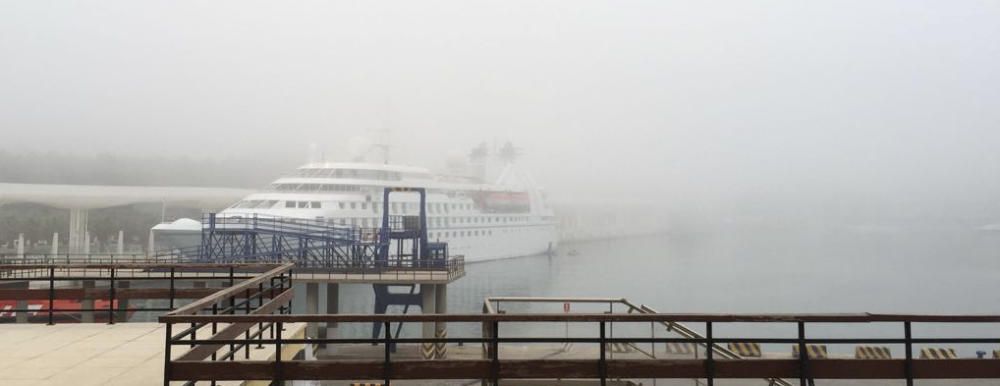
0, 322, 306, 386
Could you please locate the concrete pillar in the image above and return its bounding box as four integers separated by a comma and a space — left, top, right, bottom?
68, 208, 88, 255
147, 229, 155, 256
84, 231, 90, 255
81, 280, 95, 323
305, 282, 319, 338
320, 283, 339, 348
14, 281, 28, 323
116, 231, 124, 254
16, 233, 24, 259
116, 281, 130, 322
51, 233, 59, 255
434, 284, 448, 358
421, 284, 437, 359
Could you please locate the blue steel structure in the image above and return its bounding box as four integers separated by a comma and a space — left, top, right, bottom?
189, 187, 448, 271
175, 187, 449, 345
371, 187, 448, 342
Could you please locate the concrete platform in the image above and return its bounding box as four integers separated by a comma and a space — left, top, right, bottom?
0, 322, 306, 386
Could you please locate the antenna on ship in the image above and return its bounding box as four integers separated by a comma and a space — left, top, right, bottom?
370, 126, 391, 164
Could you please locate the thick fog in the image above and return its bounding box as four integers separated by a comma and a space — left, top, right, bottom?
2, 1, 999, 227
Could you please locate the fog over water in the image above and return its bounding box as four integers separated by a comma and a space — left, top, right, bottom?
2, 1, 1000, 314
2, 1, 999, 219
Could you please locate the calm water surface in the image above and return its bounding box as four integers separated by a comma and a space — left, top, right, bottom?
322, 224, 1000, 356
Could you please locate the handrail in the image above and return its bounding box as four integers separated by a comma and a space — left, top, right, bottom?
157, 312, 1000, 324
166, 263, 293, 316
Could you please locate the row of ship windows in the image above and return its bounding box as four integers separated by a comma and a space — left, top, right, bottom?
325, 217, 531, 228
428, 227, 534, 239
235, 200, 480, 213
294, 169, 430, 180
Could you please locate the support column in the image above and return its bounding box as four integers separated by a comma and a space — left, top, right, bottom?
320, 283, 339, 349
68, 208, 88, 256
306, 282, 319, 338
51, 233, 59, 255
421, 284, 437, 359
117, 231, 124, 254
16, 233, 24, 259
116, 281, 130, 322
434, 284, 448, 358
14, 281, 28, 323
84, 231, 91, 255
81, 280, 95, 323
147, 229, 155, 256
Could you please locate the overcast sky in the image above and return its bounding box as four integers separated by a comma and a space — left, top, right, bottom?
1, 1, 998, 216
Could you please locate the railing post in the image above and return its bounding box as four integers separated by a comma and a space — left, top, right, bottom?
245, 288, 252, 359
490, 320, 500, 386
599, 321, 607, 386
47, 266, 55, 325
163, 322, 172, 386
108, 267, 116, 324
797, 321, 809, 386
384, 320, 392, 386
904, 321, 913, 386
706, 322, 714, 386
211, 303, 218, 363
168, 267, 176, 310
274, 321, 283, 386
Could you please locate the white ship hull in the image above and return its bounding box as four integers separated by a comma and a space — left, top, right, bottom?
213, 160, 558, 262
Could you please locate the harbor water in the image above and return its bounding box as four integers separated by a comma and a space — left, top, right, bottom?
326, 222, 1000, 356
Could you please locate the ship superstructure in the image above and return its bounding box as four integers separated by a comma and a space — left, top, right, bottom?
217, 159, 558, 262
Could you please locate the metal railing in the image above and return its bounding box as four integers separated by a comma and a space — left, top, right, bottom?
0, 262, 284, 324
159, 311, 1000, 385
161, 263, 295, 386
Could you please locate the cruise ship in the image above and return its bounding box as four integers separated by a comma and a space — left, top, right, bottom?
205, 156, 558, 262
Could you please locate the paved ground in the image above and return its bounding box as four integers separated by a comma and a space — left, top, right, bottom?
0, 322, 306, 386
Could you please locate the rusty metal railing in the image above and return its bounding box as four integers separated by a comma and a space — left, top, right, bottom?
159, 309, 1000, 386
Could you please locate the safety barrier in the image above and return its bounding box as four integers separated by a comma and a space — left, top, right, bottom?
920, 347, 958, 359
792, 344, 828, 359
665, 342, 695, 355
160, 311, 1000, 386
728, 342, 762, 357
855, 346, 892, 359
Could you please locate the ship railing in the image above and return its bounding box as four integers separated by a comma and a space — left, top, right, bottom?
205, 213, 359, 239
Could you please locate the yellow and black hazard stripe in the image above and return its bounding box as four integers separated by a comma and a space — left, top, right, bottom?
792, 344, 828, 359
605, 342, 634, 353
993, 350, 1000, 359
919, 347, 958, 359
434, 328, 448, 359
665, 342, 695, 355
350, 383, 383, 386
728, 342, 762, 357
421, 341, 436, 359
388, 187, 421, 192
855, 346, 892, 359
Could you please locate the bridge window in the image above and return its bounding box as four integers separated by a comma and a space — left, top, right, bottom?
310, 201, 321, 208
285, 201, 295, 208
297, 201, 308, 208
350, 202, 356, 210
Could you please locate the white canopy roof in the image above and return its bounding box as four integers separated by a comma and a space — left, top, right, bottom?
0, 183, 253, 210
